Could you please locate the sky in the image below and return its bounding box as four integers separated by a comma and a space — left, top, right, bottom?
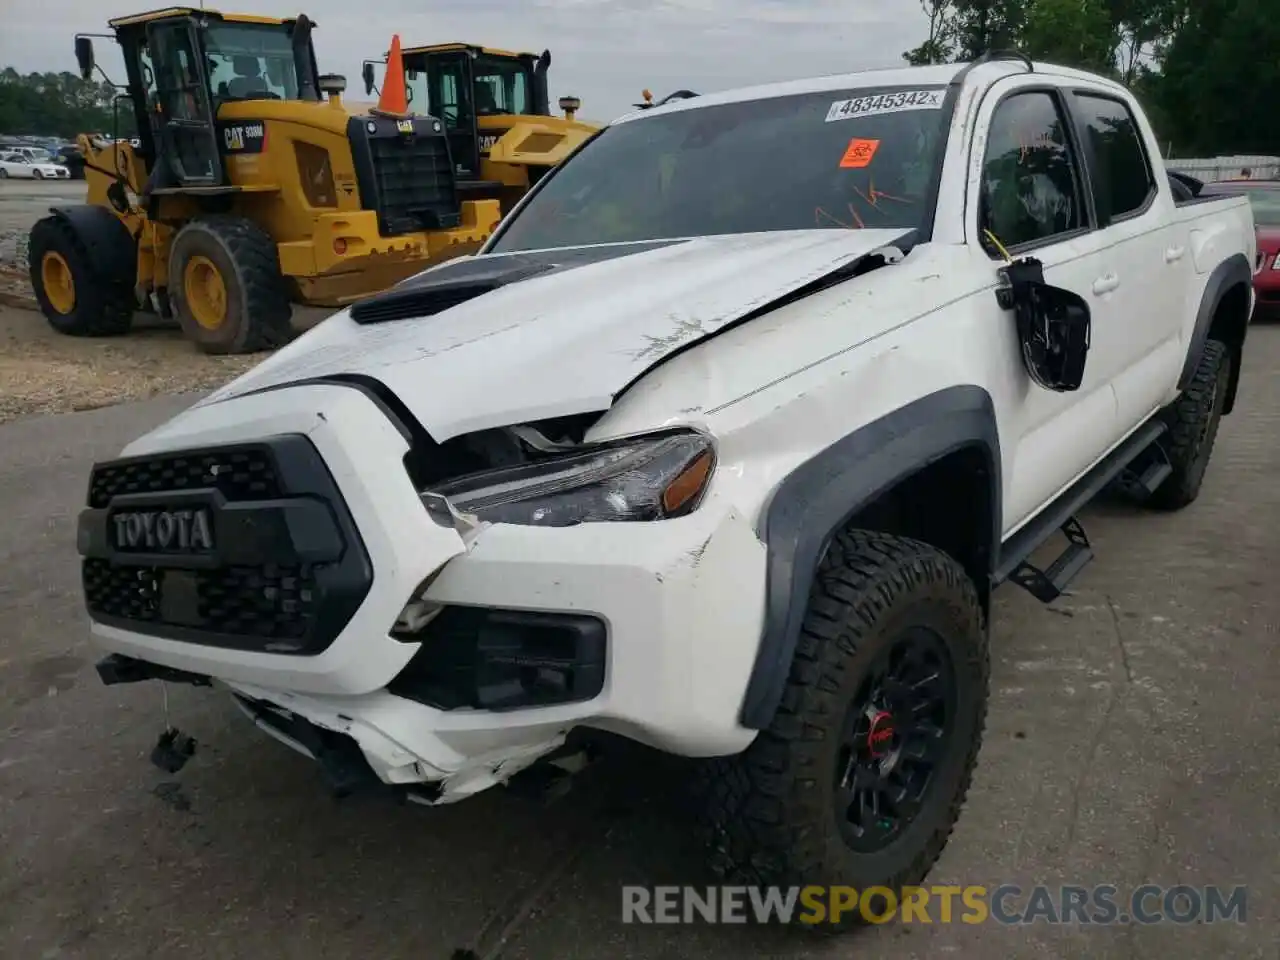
0, 0, 931, 123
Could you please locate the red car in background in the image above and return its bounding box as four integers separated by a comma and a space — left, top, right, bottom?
1199, 178, 1280, 319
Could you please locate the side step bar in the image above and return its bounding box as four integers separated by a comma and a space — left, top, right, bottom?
994, 418, 1170, 603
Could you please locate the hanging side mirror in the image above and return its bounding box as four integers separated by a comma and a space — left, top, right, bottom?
75, 37, 95, 82
996, 256, 1091, 392
362, 61, 376, 96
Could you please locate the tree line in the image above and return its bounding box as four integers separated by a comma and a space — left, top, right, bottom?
0, 68, 138, 141
904, 0, 1280, 157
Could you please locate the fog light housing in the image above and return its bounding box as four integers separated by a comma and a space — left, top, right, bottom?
388, 606, 607, 712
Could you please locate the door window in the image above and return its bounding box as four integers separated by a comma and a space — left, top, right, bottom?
979, 90, 1086, 252
1074, 94, 1155, 223
432, 58, 469, 128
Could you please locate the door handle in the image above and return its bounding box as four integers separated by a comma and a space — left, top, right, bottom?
1165, 246, 1186, 263
1092, 273, 1120, 296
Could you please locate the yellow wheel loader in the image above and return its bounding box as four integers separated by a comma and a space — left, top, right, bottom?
27, 8, 502, 354
361, 42, 599, 217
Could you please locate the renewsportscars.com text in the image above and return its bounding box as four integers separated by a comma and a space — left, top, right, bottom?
621, 884, 1248, 926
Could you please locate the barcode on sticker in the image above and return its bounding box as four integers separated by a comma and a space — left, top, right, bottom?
825, 89, 945, 123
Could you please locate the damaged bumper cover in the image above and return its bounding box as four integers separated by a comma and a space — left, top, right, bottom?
85, 382, 766, 803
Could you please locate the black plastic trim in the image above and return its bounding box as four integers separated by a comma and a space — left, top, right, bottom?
79, 434, 373, 655
96, 653, 212, 687
1178, 252, 1254, 393
739, 386, 1001, 729
78, 491, 344, 568
388, 605, 608, 712
993, 416, 1168, 583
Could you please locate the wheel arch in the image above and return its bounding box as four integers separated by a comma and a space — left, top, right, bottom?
43, 204, 138, 288
739, 385, 1002, 730
1179, 253, 1253, 416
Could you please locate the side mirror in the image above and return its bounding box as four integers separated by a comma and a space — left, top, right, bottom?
362, 61, 376, 96
998, 257, 1091, 392
75, 37, 95, 82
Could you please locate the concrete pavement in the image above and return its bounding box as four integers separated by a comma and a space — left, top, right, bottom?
1, 330, 1277, 959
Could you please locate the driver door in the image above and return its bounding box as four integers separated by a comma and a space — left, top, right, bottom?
145, 18, 223, 187
428, 53, 480, 179
972, 81, 1123, 533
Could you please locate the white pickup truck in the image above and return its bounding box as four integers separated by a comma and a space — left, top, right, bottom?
79, 53, 1255, 918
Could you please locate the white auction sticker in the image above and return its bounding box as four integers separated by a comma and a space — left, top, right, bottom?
825, 89, 945, 123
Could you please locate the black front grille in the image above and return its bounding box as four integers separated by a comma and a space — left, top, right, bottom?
83, 560, 319, 647
349, 115, 462, 237
78, 436, 373, 655
88, 444, 279, 508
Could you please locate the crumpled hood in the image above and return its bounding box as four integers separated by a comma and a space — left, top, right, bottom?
199, 229, 911, 441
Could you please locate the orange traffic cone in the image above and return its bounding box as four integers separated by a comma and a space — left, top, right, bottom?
375, 34, 409, 117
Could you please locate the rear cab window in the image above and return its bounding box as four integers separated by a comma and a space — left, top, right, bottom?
1072, 93, 1156, 223
487, 84, 953, 253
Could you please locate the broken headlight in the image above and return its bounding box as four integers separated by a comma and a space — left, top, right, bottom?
425, 430, 716, 527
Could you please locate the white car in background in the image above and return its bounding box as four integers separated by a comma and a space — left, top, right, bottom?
0, 153, 70, 180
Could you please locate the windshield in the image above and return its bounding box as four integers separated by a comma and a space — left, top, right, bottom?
204, 22, 314, 102
489, 85, 949, 253
474, 55, 531, 116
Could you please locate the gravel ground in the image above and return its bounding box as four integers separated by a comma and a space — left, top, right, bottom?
0, 180, 331, 424
0, 305, 261, 423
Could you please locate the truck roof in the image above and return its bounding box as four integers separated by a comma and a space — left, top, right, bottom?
107, 7, 297, 28
613, 59, 1133, 125
400, 42, 534, 60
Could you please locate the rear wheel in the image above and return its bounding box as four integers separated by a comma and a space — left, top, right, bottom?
1147, 338, 1230, 511
0, 169, 8, 179
167, 215, 293, 355
27, 215, 134, 337
694, 531, 989, 930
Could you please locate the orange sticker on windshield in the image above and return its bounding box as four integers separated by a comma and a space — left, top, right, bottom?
840, 138, 880, 169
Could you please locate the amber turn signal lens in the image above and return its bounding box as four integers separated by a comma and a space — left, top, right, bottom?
661, 450, 714, 515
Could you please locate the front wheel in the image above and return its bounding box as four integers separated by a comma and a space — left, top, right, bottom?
167, 215, 294, 355
32, 169, 43, 180
0, 169, 8, 179
695, 530, 989, 929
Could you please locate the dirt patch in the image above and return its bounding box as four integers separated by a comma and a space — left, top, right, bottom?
0, 304, 266, 423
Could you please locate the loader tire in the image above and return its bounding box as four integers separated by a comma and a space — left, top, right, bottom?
168, 215, 293, 355
28, 215, 134, 337
1147, 338, 1231, 511
693, 531, 989, 931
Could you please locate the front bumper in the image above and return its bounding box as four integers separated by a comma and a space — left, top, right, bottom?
84, 383, 766, 800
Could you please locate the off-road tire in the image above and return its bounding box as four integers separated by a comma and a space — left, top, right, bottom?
167, 215, 293, 355
27, 215, 134, 337
1148, 338, 1230, 511
693, 531, 989, 930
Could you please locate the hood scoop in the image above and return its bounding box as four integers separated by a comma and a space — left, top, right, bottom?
348, 240, 692, 326
349, 258, 558, 325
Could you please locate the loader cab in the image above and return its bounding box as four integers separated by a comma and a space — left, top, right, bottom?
398, 44, 551, 179
81, 8, 322, 191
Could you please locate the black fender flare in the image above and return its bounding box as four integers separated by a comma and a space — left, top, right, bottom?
1177, 252, 1253, 404
739, 385, 1002, 730
45, 204, 137, 288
